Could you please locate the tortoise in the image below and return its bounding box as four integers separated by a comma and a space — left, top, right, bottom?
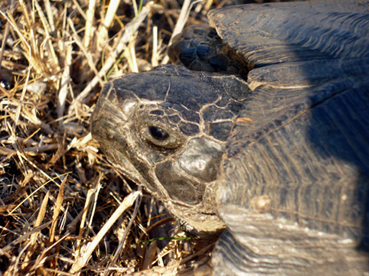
91, 1, 369, 274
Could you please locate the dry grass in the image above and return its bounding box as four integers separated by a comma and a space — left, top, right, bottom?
0, 0, 225, 274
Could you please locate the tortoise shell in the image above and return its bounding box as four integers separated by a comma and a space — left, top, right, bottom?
91, 1, 369, 274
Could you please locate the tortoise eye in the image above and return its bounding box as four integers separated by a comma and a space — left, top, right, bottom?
149, 126, 169, 141
140, 124, 183, 150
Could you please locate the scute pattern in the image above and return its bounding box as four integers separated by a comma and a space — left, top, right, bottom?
213, 207, 369, 275
209, 2, 369, 274
208, 2, 369, 67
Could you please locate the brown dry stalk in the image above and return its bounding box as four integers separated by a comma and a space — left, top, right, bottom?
69, 191, 141, 273
21, 191, 49, 270
70, 1, 153, 108
49, 176, 67, 245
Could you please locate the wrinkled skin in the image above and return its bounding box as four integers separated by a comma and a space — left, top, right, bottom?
91, 65, 250, 234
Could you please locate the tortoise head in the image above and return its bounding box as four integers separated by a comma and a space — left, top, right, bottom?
91, 65, 250, 233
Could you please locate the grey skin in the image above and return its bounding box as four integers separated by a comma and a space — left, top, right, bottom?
91, 66, 250, 234
91, 1, 369, 275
